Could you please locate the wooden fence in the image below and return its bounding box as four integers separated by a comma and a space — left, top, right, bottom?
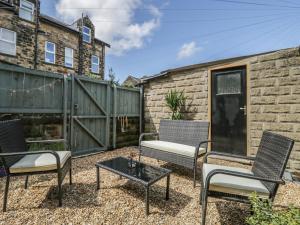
0, 63, 142, 156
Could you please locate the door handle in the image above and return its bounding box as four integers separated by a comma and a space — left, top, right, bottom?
240, 106, 247, 116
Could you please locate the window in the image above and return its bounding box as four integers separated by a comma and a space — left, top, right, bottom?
45, 41, 55, 64
82, 26, 91, 43
65, 47, 73, 68
91, 55, 99, 73
0, 28, 16, 56
216, 73, 241, 95
19, 0, 34, 21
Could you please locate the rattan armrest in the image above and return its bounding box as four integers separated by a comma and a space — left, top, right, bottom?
204, 152, 256, 163
195, 140, 213, 156
139, 132, 159, 145
0, 150, 62, 170
205, 169, 285, 188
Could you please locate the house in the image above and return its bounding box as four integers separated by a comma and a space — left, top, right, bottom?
0, 0, 110, 79
141, 46, 300, 175
122, 75, 141, 87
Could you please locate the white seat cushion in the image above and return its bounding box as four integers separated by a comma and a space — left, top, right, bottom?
203, 163, 270, 198
9, 151, 71, 173
140, 140, 206, 158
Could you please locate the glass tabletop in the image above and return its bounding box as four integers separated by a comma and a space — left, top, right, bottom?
96, 157, 171, 185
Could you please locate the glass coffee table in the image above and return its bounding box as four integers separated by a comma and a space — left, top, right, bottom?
95, 157, 172, 215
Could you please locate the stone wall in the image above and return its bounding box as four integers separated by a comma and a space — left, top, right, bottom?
144, 68, 209, 132
76, 16, 105, 77
0, 9, 36, 68
0, 5, 105, 79
37, 22, 79, 74
249, 48, 300, 173
143, 47, 300, 174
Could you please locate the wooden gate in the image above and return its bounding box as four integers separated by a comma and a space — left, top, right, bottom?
0, 64, 142, 157
70, 75, 110, 156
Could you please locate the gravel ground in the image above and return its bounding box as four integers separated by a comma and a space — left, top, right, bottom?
0, 147, 299, 225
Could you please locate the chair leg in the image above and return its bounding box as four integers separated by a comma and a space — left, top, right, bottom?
200, 176, 204, 204
57, 171, 62, 207
69, 167, 72, 185
200, 187, 203, 204
193, 166, 197, 188
3, 176, 10, 212
25, 175, 29, 189
201, 190, 208, 225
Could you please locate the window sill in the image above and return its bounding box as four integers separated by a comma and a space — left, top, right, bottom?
0, 52, 17, 58
63, 65, 75, 69
83, 40, 91, 44
43, 61, 57, 66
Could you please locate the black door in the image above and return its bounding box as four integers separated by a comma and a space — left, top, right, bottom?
211, 67, 247, 155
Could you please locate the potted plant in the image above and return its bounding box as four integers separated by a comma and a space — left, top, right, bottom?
165, 89, 186, 120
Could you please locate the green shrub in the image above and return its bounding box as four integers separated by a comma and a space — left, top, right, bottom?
246, 193, 300, 225
165, 89, 186, 120
28, 142, 65, 151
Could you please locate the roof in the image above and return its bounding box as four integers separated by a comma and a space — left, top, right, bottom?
122, 75, 141, 87
0, 1, 110, 47
124, 75, 141, 82
40, 14, 78, 32
141, 47, 296, 83
40, 14, 110, 48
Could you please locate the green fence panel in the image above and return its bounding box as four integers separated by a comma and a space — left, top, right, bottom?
0, 63, 142, 156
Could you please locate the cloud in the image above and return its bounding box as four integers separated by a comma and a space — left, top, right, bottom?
177, 41, 201, 60
55, 0, 161, 56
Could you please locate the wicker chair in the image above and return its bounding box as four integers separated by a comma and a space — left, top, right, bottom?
0, 119, 72, 212
200, 131, 294, 225
139, 120, 210, 187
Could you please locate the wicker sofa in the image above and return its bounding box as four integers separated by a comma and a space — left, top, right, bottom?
139, 120, 210, 187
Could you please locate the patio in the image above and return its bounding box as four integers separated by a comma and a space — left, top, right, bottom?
1, 147, 299, 225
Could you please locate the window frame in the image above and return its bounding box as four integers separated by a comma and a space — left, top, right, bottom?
19, 0, 35, 22
45, 41, 56, 64
91, 55, 99, 74
82, 26, 91, 43
0, 28, 17, 56
64, 47, 74, 68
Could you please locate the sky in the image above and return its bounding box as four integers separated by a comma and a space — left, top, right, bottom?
41, 0, 300, 82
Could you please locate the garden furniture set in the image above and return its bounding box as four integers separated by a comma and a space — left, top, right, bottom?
0, 119, 295, 225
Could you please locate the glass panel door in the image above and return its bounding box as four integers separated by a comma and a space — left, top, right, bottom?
211, 67, 247, 155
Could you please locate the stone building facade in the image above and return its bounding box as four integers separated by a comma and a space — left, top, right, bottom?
141, 47, 300, 174
0, 0, 109, 79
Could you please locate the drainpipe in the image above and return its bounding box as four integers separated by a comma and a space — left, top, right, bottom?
77, 13, 84, 75
139, 84, 144, 134
102, 44, 105, 79
33, 0, 40, 69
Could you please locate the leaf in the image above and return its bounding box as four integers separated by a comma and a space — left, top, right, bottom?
165, 89, 186, 120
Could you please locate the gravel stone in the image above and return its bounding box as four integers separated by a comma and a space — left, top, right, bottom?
0, 147, 299, 225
